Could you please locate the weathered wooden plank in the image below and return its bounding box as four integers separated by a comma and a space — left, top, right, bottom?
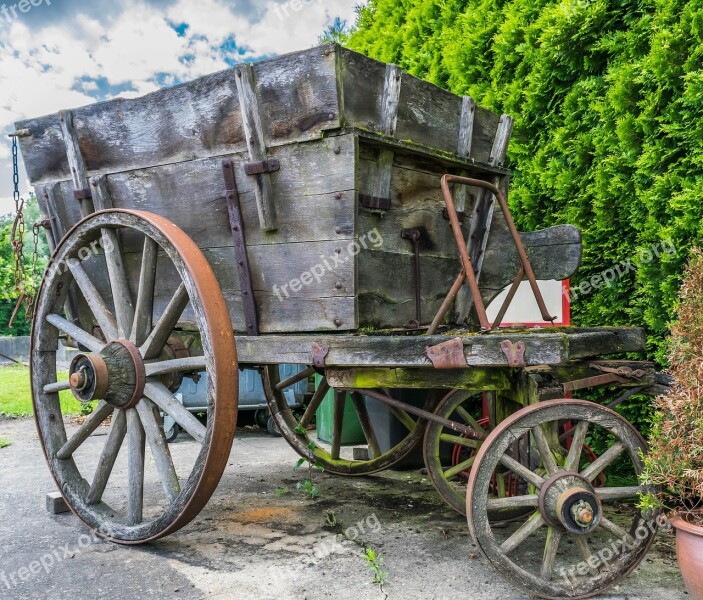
51, 134, 356, 250
78, 242, 358, 333
255, 44, 340, 143
235, 333, 565, 367
479, 224, 582, 306
326, 367, 511, 391
17, 45, 342, 186
234, 328, 646, 368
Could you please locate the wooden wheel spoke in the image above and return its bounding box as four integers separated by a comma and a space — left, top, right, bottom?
500, 512, 544, 554
330, 390, 345, 460
580, 442, 625, 482
46, 314, 104, 353
439, 433, 480, 449
455, 405, 484, 432
136, 399, 180, 503
145, 356, 207, 378
274, 366, 315, 391
130, 236, 158, 345
599, 515, 636, 545
299, 378, 330, 429
144, 382, 206, 444
56, 401, 114, 459
597, 486, 645, 502
101, 228, 135, 339
43, 380, 71, 394
351, 392, 381, 459
67, 258, 119, 341
499, 454, 545, 489
444, 456, 476, 480
565, 421, 589, 472
541, 528, 562, 581
486, 494, 539, 510
574, 537, 599, 575
127, 408, 146, 525
389, 405, 416, 432
141, 283, 190, 360
87, 409, 127, 505
532, 424, 559, 475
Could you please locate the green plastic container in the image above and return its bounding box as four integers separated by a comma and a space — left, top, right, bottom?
315, 374, 366, 445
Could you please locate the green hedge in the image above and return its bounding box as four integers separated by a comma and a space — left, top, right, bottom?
349, 0, 703, 363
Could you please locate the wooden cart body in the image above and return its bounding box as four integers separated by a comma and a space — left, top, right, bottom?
17, 43, 580, 336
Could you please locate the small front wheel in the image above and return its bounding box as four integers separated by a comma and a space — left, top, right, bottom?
467, 399, 657, 599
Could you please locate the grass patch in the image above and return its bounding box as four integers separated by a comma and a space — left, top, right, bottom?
0, 364, 84, 418
0, 437, 10, 448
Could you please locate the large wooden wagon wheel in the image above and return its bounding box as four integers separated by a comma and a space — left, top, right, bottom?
31, 210, 238, 544
467, 399, 655, 599
262, 366, 432, 475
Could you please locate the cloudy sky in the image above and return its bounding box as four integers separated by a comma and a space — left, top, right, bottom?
0, 0, 360, 215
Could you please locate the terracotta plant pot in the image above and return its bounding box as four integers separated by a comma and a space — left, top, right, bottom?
671, 514, 703, 599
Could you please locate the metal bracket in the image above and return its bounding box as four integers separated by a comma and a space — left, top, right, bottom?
243, 158, 280, 176
312, 342, 329, 369
426, 337, 467, 369
359, 194, 391, 211
223, 159, 259, 336
73, 188, 93, 202
501, 340, 526, 368
442, 208, 466, 223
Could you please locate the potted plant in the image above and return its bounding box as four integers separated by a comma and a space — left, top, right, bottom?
640, 248, 703, 599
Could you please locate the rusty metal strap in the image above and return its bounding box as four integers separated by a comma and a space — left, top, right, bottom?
359, 194, 391, 211
501, 340, 526, 368
244, 158, 280, 176
222, 159, 259, 336
73, 188, 92, 201
426, 337, 467, 369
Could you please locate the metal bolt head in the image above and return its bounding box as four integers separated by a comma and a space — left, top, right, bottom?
335, 226, 342, 235
333, 146, 341, 155
335, 282, 342, 290
335, 192, 342, 200
571, 500, 594, 527
334, 319, 342, 327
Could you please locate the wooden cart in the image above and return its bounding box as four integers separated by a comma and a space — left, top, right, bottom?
16, 43, 666, 599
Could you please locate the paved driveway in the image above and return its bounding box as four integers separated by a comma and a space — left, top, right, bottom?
0, 418, 687, 600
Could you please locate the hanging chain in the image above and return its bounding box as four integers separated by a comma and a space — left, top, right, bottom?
9, 133, 37, 325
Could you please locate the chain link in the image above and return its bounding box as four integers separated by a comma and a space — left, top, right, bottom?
9, 134, 39, 324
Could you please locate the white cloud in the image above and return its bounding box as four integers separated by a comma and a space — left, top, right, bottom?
0, 0, 361, 202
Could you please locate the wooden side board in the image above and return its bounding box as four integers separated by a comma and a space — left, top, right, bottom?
233, 327, 647, 368
17, 44, 507, 187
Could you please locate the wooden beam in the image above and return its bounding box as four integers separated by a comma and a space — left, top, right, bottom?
235, 63, 277, 231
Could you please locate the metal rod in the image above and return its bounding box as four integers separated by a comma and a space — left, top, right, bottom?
440, 175, 556, 327
356, 388, 487, 441
491, 267, 525, 331
427, 270, 465, 335
439, 176, 490, 331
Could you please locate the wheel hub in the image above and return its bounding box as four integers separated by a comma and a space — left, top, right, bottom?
538, 471, 602, 535
69, 339, 146, 409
